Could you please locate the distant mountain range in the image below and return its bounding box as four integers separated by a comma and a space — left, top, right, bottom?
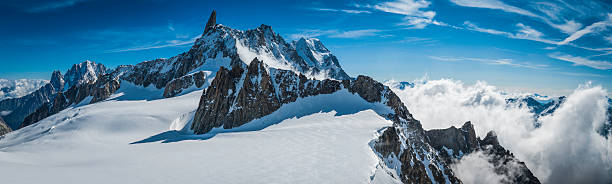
0, 79, 48, 101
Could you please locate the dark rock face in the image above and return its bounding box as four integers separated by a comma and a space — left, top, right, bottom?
191, 57, 409, 135
50, 70, 65, 92
163, 71, 208, 98
600, 101, 612, 138
0, 116, 11, 136
425, 122, 479, 159
425, 122, 541, 184
191, 58, 345, 134
203, 10, 216, 34
348, 75, 412, 123
373, 120, 462, 184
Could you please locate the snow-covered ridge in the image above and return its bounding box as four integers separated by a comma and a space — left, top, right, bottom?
0, 79, 49, 101
189, 23, 350, 81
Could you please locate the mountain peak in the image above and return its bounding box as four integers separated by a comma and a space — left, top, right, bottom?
203, 10, 216, 35
257, 24, 273, 31
50, 70, 64, 92
63, 60, 107, 90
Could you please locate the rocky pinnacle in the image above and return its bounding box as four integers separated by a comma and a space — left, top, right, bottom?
203, 10, 216, 35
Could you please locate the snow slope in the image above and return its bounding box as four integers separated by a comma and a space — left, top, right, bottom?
0, 90, 395, 184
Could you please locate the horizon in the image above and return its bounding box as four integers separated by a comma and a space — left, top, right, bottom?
1, 0, 611, 96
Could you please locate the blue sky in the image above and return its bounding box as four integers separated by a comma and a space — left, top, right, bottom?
0, 0, 610, 96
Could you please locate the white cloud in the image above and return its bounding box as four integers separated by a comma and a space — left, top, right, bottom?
340, 9, 371, 14
549, 52, 612, 70
394, 37, 436, 44
398, 16, 447, 29
531, 2, 563, 21
606, 35, 612, 44
389, 79, 612, 183
451, 151, 508, 184
557, 14, 612, 45
288, 29, 337, 40
450, 0, 537, 17
0, 111, 11, 116
167, 23, 175, 31
464, 21, 559, 45
428, 56, 463, 62
373, 0, 433, 16
289, 29, 383, 39
549, 20, 582, 35
515, 23, 543, 39
106, 36, 199, 53
312, 8, 371, 14
328, 29, 382, 38
430, 55, 548, 70
371, 0, 441, 29
27, 0, 90, 13
464, 21, 511, 36
450, 0, 582, 34
559, 72, 605, 78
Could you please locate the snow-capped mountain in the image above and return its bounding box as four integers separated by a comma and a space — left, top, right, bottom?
18, 10, 352, 130
510, 95, 612, 138
0, 61, 109, 130
0, 79, 48, 101
0, 11, 541, 184
507, 95, 566, 118
62, 60, 107, 90
292, 37, 349, 79
387, 81, 415, 90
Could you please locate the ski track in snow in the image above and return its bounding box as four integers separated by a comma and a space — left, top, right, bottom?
0, 90, 394, 184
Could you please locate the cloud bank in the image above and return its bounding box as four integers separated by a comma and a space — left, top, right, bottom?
451, 151, 509, 184
389, 79, 612, 183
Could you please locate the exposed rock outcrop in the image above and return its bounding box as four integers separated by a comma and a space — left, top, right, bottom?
203, 10, 216, 34
425, 122, 540, 184
50, 70, 65, 92
163, 71, 209, 98
191, 57, 344, 134
191, 57, 409, 135
0, 116, 10, 136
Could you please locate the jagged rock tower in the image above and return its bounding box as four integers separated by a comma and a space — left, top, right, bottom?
203, 10, 216, 34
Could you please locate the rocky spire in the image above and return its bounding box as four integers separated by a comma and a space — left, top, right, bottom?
50, 70, 64, 92
203, 10, 216, 35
